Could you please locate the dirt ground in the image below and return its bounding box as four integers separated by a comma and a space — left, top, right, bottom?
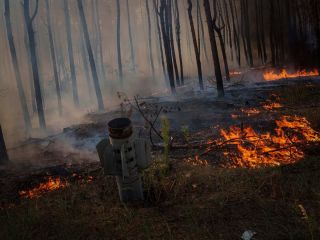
0, 77, 320, 240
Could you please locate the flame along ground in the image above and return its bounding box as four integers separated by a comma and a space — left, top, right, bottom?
19, 177, 68, 199
19, 175, 94, 199
263, 69, 319, 81
218, 115, 319, 168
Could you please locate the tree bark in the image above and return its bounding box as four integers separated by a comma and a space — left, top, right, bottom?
154, 0, 167, 85
23, 0, 46, 129
159, 0, 176, 93
4, 0, 32, 132
77, 0, 104, 111
203, 0, 224, 97
45, 0, 62, 116
0, 125, 9, 164
174, 0, 184, 85
146, 0, 156, 81
116, 0, 123, 85
187, 0, 204, 90
126, 0, 136, 71
63, 0, 79, 107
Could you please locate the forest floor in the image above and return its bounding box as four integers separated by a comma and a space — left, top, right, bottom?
0, 77, 320, 239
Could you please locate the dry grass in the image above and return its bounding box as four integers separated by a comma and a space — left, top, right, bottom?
277, 83, 320, 129
0, 153, 319, 240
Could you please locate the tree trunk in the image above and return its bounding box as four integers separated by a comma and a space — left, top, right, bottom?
80, 32, 94, 100
45, 0, 62, 116
116, 0, 123, 85
63, 0, 79, 107
4, 0, 32, 132
23, 0, 46, 129
145, 0, 155, 81
0, 125, 8, 164
187, 0, 204, 90
203, 0, 224, 97
159, 0, 176, 93
77, 0, 104, 111
154, 0, 167, 85
94, 0, 107, 83
126, 0, 136, 71
174, 0, 184, 85
167, 0, 180, 86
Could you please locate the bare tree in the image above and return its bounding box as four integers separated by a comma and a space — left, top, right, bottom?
174, 0, 184, 85
187, 0, 204, 90
0, 125, 8, 164
23, 0, 46, 129
63, 0, 79, 107
203, 0, 224, 97
77, 0, 104, 111
45, 0, 62, 116
126, 0, 136, 71
146, 0, 155, 80
116, 0, 123, 85
4, 0, 31, 131
159, 0, 176, 93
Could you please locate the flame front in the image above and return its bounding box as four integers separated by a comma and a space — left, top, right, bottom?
263, 69, 319, 81
19, 177, 67, 199
219, 116, 319, 168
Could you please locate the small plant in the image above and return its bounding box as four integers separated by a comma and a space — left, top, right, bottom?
181, 125, 190, 143
161, 117, 170, 162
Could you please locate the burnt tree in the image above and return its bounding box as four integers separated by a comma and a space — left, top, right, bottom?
23, 0, 46, 129
146, 0, 155, 81
45, 0, 62, 116
159, 0, 176, 93
203, 0, 224, 97
0, 125, 8, 164
116, 0, 123, 85
174, 0, 184, 85
4, 0, 31, 131
63, 0, 79, 107
187, 0, 204, 90
126, 0, 136, 71
77, 0, 104, 111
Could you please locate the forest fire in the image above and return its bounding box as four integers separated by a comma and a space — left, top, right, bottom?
240, 108, 261, 116
262, 102, 283, 110
263, 69, 319, 81
219, 115, 319, 168
19, 177, 67, 199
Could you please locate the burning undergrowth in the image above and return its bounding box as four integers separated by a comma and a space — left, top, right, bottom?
218, 115, 319, 168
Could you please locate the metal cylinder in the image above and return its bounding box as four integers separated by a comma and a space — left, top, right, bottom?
108, 118, 144, 202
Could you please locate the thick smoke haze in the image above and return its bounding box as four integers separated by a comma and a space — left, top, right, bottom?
0, 0, 319, 147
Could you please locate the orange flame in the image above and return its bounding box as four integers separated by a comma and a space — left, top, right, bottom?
241, 108, 261, 116
263, 69, 319, 81
230, 71, 242, 77
219, 116, 319, 168
19, 177, 67, 199
262, 102, 283, 110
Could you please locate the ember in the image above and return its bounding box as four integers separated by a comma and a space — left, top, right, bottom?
240, 108, 261, 116
262, 102, 283, 110
219, 115, 319, 168
263, 69, 319, 81
19, 177, 67, 199
230, 71, 242, 77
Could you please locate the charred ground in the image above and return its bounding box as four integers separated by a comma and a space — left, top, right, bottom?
0, 78, 320, 240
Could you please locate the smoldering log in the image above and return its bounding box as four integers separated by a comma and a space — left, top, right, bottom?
0, 125, 9, 164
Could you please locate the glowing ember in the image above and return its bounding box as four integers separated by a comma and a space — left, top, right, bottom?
230, 71, 242, 77
186, 155, 208, 166
263, 69, 319, 81
262, 102, 283, 110
241, 108, 261, 116
19, 177, 67, 199
219, 115, 319, 168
